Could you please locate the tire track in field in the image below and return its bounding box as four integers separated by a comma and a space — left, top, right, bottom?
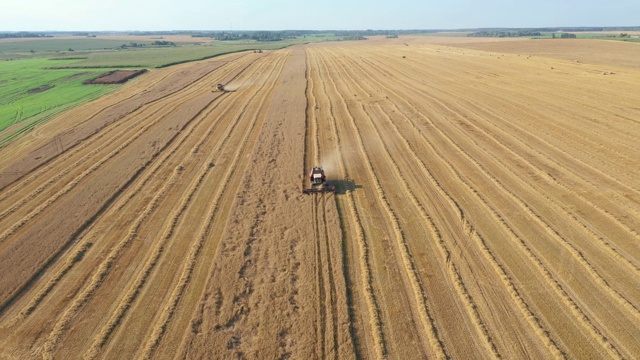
312, 194, 327, 359
137, 52, 288, 360
310, 50, 386, 359
354, 52, 624, 358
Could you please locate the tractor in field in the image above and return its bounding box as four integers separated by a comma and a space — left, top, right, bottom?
303, 166, 336, 194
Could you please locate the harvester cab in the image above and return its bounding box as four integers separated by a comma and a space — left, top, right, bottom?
303, 166, 336, 194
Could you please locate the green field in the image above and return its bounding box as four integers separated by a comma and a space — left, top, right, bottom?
47, 39, 314, 68
0, 35, 340, 146
0, 58, 119, 146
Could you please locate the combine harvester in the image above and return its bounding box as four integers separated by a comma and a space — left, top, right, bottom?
214, 83, 226, 92
303, 166, 336, 194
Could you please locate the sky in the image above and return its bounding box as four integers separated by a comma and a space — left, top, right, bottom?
1, 0, 639, 31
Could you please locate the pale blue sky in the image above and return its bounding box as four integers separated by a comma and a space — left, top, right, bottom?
2, 0, 638, 31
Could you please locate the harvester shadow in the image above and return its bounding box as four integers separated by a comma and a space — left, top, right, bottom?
331, 178, 362, 195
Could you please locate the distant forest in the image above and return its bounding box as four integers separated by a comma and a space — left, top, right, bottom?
2, 27, 639, 40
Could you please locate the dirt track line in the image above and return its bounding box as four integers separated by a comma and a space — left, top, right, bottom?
358, 56, 623, 357
139, 52, 289, 359
312, 194, 327, 359
320, 194, 341, 359
311, 50, 386, 359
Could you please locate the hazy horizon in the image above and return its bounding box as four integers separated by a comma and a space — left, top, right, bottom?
2, 0, 639, 32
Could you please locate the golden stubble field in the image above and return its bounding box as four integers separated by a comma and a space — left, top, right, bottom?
1, 37, 639, 359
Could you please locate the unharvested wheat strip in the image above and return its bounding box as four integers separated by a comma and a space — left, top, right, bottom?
311, 49, 386, 359
323, 49, 448, 359
137, 53, 288, 359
